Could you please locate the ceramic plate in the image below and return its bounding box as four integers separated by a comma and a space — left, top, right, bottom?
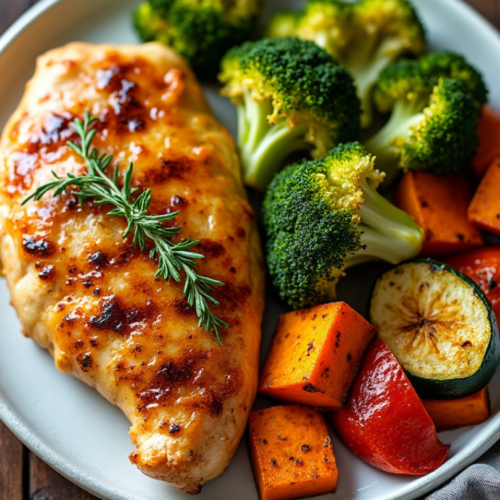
1, 0, 500, 499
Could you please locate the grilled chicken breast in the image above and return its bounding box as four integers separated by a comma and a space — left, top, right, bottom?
0, 42, 265, 494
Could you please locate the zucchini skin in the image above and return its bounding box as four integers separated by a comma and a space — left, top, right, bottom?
370, 259, 500, 400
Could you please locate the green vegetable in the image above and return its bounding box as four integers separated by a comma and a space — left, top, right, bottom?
364, 54, 484, 185
264, 0, 426, 128
262, 142, 423, 309
22, 112, 228, 343
369, 259, 500, 399
418, 51, 488, 107
219, 37, 360, 191
263, 10, 302, 39
134, 0, 261, 80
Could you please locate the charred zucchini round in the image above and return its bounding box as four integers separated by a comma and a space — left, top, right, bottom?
369, 259, 500, 399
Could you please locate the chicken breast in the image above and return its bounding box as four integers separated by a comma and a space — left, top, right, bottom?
0, 42, 265, 494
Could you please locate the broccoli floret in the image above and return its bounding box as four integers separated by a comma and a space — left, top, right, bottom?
148, 0, 176, 14
263, 142, 424, 309
418, 51, 488, 106
348, 0, 426, 127
134, 3, 171, 43
219, 37, 360, 191
265, 1, 353, 63
134, 0, 261, 80
265, 0, 426, 128
263, 11, 302, 39
364, 57, 481, 185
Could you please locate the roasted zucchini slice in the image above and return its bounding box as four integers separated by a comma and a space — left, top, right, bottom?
369, 259, 500, 399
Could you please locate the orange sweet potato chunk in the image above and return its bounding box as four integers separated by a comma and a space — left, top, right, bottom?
422, 388, 491, 432
394, 171, 483, 257
259, 302, 376, 411
468, 159, 500, 236
471, 106, 500, 177
249, 405, 338, 500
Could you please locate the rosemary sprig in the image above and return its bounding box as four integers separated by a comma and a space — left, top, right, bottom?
23, 111, 228, 343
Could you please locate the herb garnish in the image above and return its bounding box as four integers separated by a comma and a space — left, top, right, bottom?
23, 112, 228, 343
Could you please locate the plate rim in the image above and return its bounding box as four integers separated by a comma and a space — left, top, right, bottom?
1, 0, 500, 499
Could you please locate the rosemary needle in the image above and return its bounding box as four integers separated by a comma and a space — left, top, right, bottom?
23, 111, 228, 343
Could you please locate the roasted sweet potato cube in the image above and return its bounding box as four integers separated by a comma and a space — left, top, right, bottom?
468, 159, 500, 236
259, 302, 375, 410
471, 106, 500, 177
422, 388, 491, 432
394, 171, 483, 257
249, 405, 337, 500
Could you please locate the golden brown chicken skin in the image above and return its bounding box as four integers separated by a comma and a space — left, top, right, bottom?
0, 42, 265, 494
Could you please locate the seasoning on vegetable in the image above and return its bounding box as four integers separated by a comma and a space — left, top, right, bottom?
394, 171, 483, 256
259, 302, 376, 411
249, 405, 337, 500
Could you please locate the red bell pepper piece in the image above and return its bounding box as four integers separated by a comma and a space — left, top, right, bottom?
329, 339, 449, 475
446, 247, 500, 324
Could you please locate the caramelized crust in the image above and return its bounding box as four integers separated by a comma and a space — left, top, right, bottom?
0, 42, 265, 494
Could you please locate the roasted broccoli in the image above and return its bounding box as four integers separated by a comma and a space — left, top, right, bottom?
418, 51, 488, 106
219, 37, 360, 191
265, 1, 353, 62
263, 10, 302, 39
263, 142, 424, 309
364, 54, 485, 185
134, 0, 261, 80
265, 0, 426, 128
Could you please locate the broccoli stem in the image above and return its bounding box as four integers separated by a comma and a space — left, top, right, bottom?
344, 178, 423, 267
364, 97, 426, 186
347, 37, 402, 129
237, 92, 311, 191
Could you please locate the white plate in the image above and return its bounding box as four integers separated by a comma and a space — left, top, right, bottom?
1, 0, 500, 499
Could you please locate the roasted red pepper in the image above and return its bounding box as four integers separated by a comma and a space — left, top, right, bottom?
329, 339, 449, 475
446, 247, 500, 323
